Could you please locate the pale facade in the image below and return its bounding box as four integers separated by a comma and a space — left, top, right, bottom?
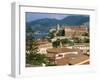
38, 43, 52, 54
64, 26, 88, 38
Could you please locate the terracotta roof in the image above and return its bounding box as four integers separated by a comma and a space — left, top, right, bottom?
82, 61, 90, 64
37, 40, 49, 45
68, 54, 89, 65
56, 54, 89, 65
46, 48, 77, 54
64, 26, 87, 32
56, 57, 69, 65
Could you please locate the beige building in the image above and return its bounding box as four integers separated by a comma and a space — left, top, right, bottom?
64, 26, 88, 38
46, 48, 80, 64
46, 47, 89, 65
37, 40, 52, 54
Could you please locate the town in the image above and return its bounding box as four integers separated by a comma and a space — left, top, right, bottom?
26, 23, 89, 67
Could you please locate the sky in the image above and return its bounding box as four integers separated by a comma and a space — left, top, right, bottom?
26, 12, 69, 22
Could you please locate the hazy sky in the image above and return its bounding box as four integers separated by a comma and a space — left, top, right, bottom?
26, 12, 69, 22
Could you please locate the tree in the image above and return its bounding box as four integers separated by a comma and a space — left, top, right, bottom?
26, 27, 33, 51
48, 30, 56, 39
26, 27, 48, 66
56, 29, 65, 36
82, 32, 89, 37
73, 37, 81, 43
60, 38, 74, 46
26, 52, 48, 66
26, 27, 33, 33
83, 38, 89, 43
52, 39, 60, 48
62, 29, 65, 36
26, 39, 48, 66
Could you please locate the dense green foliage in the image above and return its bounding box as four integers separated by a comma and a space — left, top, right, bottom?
26, 28, 48, 66
52, 39, 60, 48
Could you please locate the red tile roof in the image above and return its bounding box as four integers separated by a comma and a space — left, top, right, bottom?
47, 48, 77, 54
64, 26, 87, 32
37, 40, 49, 45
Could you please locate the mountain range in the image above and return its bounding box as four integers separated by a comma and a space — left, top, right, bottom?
26, 15, 89, 32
